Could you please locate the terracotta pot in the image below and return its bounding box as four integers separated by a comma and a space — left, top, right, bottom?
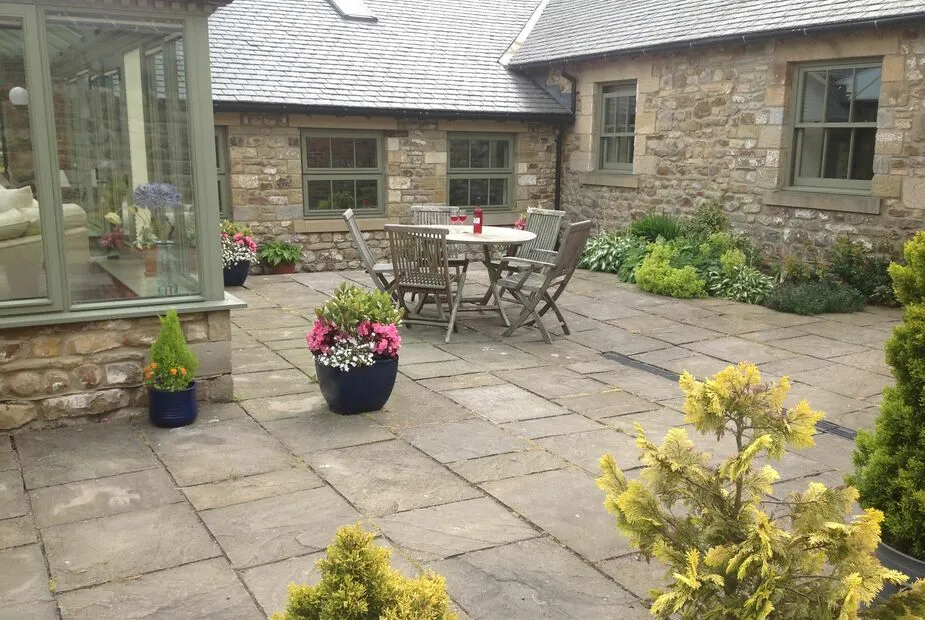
143, 247, 157, 277
268, 262, 296, 275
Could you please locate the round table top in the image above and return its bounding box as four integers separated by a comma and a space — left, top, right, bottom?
437, 225, 536, 245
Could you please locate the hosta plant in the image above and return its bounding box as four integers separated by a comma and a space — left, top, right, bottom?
597, 362, 925, 619
579, 231, 648, 282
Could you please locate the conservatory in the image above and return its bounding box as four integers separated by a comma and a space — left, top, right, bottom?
0, 0, 239, 430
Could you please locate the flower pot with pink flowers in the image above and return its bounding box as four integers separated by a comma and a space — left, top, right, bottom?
306, 283, 403, 415
220, 220, 257, 287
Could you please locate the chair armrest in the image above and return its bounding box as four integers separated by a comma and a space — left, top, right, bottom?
499, 256, 555, 269
534, 249, 558, 256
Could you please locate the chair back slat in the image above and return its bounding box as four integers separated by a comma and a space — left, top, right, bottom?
385, 224, 451, 292
411, 205, 458, 226
343, 208, 382, 286
550, 220, 593, 280
518, 208, 565, 262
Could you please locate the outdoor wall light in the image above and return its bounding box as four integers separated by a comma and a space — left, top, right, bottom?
8, 86, 28, 107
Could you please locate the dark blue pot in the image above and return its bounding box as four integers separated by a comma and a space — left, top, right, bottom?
223, 261, 250, 287
148, 382, 198, 428
315, 358, 398, 415
874, 542, 925, 601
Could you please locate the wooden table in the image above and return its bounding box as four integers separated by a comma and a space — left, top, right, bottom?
435, 225, 537, 326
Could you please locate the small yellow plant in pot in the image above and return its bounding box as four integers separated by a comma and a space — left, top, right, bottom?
144, 309, 199, 428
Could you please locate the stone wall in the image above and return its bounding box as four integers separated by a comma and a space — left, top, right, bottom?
558, 25, 925, 260
0, 310, 232, 430
214, 113, 559, 271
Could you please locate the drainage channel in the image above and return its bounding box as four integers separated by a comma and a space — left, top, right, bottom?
601, 351, 859, 442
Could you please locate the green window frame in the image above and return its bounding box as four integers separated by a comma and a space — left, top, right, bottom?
215, 125, 230, 219
0, 2, 230, 325
791, 60, 882, 192
599, 82, 636, 171
301, 130, 384, 217
447, 133, 514, 210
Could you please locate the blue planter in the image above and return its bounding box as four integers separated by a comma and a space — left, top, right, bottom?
875, 542, 925, 601
223, 261, 250, 287
148, 382, 198, 428
315, 358, 398, 415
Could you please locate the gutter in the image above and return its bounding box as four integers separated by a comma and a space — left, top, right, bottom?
509, 13, 925, 69
212, 101, 570, 124
553, 71, 578, 212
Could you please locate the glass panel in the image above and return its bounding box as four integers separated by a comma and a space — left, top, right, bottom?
822, 128, 852, 179
601, 137, 618, 166
602, 95, 617, 133
825, 68, 853, 122
330, 138, 354, 168
796, 127, 824, 178
800, 70, 826, 123
619, 136, 634, 164
331, 179, 356, 210
356, 179, 378, 209
490, 141, 509, 169
469, 140, 490, 168
305, 137, 330, 168
488, 178, 507, 206
448, 178, 468, 205
852, 67, 881, 122
851, 128, 876, 181
614, 96, 632, 133
306, 180, 332, 210
449, 140, 468, 169
354, 138, 377, 168
625, 96, 637, 132
0, 18, 48, 301
469, 178, 489, 205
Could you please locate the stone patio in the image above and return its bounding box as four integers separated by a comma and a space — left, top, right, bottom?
0, 268, 900, 619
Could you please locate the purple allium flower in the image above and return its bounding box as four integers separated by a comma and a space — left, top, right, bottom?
132, 183, 181, 213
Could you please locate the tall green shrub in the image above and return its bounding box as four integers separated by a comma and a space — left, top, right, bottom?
851, 233, 925, 559
145, 309, 198, 392
272, 525, 456, 620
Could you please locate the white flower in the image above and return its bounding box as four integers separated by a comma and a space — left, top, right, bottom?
104, 212, 122, 226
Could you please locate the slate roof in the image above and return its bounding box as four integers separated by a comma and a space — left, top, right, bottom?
511, 0, 925, 66
209, 0, 569, 116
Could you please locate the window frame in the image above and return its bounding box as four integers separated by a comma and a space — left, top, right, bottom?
215, 125, 230, 220
790, 59, 882, 193
598, 82, 637, 172
446, 132, 515, 211
300, 129, 385, 218
0, 3, 227, 322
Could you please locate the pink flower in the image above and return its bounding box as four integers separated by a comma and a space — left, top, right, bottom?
357, 321, 372, 338
306, 320, 337, 354
220, 232, 228, 239
233, 232, 243, 241
514, 217, 527, 230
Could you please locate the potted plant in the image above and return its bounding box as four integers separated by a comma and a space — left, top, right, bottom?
220, 220, 257, 287
132, 225, 159, 277
143, 309, 199, 428
850, 231, 925, 590
258, 239, 302, 275
306, 283, 402, 415
597, 362, 925, 617
272, 524, 456, 620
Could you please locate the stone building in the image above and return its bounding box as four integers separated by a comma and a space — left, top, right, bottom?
508, 1, 925, 259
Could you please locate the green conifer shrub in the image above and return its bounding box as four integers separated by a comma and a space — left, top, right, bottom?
272, 525, 456, 620
144, 309, 198, 392
597, 362, 925, 619
851, 232, 925, 560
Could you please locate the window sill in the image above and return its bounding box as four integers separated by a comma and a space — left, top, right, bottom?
579, 171, 639, 188
763, 190, 881, 215
0, 293, 246, 330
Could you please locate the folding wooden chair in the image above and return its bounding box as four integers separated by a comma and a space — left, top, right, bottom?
386, 224, 467, 344
496, 220, 593, 343
343, 208, 393, 292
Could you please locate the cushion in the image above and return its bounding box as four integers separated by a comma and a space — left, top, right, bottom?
0, 186, 32, 215
62, 203, 86, 229
0, 208, 28, 240
21, 201, 40, 236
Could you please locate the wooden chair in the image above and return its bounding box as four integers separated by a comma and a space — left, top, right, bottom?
343, 208, 393, 292
411, 205, 468, 269
485, 207, 566, 304
385, 224, 467, 344
496, 220, 593, 343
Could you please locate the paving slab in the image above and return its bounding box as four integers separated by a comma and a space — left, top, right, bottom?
199, 487, 361, 568
598, 408, 689, 442
264, 411, 394, 455
29, 468, 182, 528
495, 366, 610, 400
827, 405, 880, 432
794, 433, 857, 474
598, 553, 670, 601
401, 418, 529, 463
798, 321, 894, 347
418, 372, 508, 392
433, 537, 646, 620
275, 347, 318, 371
555, 388, 659, 418
233, 369, 315, 400
617, 317, 722, 345
767, 334, 869, 359
146, 418, 295, 487
657, 353, 730, 379
56, 558, 262, 620
587, 368, 681, 401
785, 382, 870, 418
182, 466, 325, 511
536, 429, 642, 475
558, 297, 647, 321
482, 469, 633, 562
232, 347, 292, 373
682, 314, 776, 335
16, 421, 156, 490
399, 359, 483, 380
196, 402, 249, 421
0, 443, 16, 471
429, 342, 543, 372
307, 440, 481, 516
375, 379, 474, 428
0, 516, 36, 549
567, 326, 670, 355
501, 414, 604, 439
0, 544, 53, 611
797, 364, 890, 399
509, 339, 604, 365
377, 497, 538, 561
444, 383, 569, 423
232, 309, 310, 330
240, 392, 326, 422
829, 349, 891, 377
399, 342, 461, 365
757, 355, 832, 378
448, 450, 567, 484
684, 336, 794, 365
0, 469, 27, 520
43, 503, 219, 591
